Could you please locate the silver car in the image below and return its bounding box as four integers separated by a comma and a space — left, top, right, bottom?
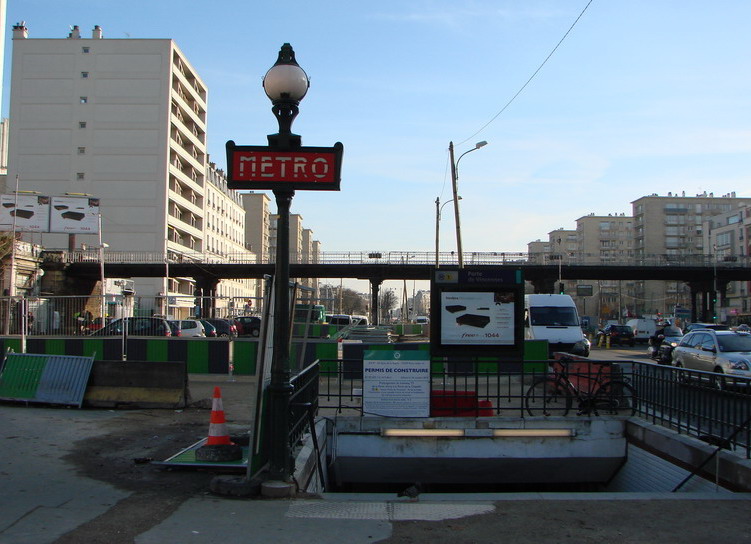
175, 319, 206, 337
672, 330, 751, 387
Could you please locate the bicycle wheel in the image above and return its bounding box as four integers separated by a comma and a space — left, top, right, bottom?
594, 381, 636, 416
525, 378, 572, 416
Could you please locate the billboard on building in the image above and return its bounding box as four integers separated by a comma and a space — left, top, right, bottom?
49, 197, 100, 234
0, 194, 51, 232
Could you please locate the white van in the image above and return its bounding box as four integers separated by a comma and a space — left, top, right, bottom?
525, 294, 590, 357
626, 318, 657, 344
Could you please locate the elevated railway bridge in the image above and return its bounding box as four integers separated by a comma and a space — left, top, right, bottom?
42, 250, 751, 324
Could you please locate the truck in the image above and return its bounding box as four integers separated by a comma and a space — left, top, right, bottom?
524, 294, 590, 357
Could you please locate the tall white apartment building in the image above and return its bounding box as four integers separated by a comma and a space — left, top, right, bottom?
7, 24, 255, 310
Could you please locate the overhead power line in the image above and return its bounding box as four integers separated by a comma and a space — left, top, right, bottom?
457, 0, 595, 146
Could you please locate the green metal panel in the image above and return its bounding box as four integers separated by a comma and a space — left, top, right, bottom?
187, 341, 209, 374
82, 339, 103, 359
524, 340, 549, 372
147, 339, 169, 362
232, 341, 257, 375
0, 354, 46, 399
45, 338, 68, 355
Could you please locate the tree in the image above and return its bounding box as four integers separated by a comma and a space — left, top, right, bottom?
340, 288, 367, 315
379, 289, 398, 322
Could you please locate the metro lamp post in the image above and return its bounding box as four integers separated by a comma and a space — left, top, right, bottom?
449, 140, 487, 268
263, 43, 309, 485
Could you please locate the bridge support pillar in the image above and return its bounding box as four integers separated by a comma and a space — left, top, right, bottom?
194, 276, 219, 318
370, 278, 381, 326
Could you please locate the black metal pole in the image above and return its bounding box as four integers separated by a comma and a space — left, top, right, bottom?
268, 188, 294, 482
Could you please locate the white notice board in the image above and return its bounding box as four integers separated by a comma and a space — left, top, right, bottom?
363, 349, 430, 417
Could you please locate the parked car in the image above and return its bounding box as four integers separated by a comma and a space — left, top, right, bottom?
200, 320, 217, 337
649, 325, 683, 364
596, 324, 635, 347
90, 316, 172, 337
167, 320, 182, 337
203, 318, 238, 338
684, 323, 731, 333
172, 319, 206, 337
235, 316, 261, 337
672, 329, 751, 388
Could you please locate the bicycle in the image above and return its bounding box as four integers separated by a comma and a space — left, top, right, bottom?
524, 358, 636, 417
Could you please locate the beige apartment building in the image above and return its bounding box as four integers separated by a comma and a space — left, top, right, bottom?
632, 193, 751, 318
528, 193, 751, 324
269, 213, 319, 298
6, 24, 258, 315
702, 204, 751, 322
575, 214, 635, 323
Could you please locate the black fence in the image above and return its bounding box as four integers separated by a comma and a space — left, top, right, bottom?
303, 357, 751, 458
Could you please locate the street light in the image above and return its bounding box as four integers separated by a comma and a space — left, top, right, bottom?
262, 43, 309, 486
449, 140, 487, 267
434, 196, 461, 267
97, 213, 108, 326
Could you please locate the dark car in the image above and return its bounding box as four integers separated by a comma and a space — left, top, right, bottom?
235, 316, 261, 337
200, 320, 217, 337
684, 322, 731, 333
90, 316, 172, 337
597, 324, 635, 346
167, 320, 182, 336
203, 318, 237, 338
650, 326, 684, 364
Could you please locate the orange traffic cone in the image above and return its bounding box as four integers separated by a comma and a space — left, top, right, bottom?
195, 386, 243, 462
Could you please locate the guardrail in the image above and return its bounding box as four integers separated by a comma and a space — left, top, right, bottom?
311, 358, 751, 458
44, 249, 751, 268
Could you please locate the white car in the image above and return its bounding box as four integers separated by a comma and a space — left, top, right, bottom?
173, 319, 206, 337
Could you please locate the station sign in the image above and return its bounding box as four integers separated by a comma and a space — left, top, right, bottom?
226, 141, 343, 191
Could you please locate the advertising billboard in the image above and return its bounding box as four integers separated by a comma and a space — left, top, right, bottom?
430, 268, 525, 358
49, 196, 100, 234
0, 194, 51, 233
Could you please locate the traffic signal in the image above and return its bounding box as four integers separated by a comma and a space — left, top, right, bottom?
558, 282, 565, 294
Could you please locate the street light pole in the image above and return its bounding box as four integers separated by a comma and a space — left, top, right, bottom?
449, 140, 487, 268
98, 213, 108, 325
435, 196, 460, 267
263, 43, 309, 486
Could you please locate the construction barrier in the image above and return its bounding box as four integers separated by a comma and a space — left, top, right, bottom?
0, 352, 94, 407
83, 360, 188, 409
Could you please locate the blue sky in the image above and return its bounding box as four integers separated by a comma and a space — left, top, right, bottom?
4, 0, 751, 262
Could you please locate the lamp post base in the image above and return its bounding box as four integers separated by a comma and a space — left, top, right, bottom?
261, 479, 296, 498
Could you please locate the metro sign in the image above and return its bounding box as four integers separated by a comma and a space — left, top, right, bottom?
226, 141, 343, 191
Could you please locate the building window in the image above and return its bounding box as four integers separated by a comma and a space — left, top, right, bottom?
82, 47, 90, 53
77, 147, 86, 155
78, 121, 87, 129
76, 173, 85, 180
81, 71, 89, 78
80, 97, 88, 104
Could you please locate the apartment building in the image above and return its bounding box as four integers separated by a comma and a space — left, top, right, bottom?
575, 213, 635, 323
205, 161, 257, 313
268, 212, 319, 298
632, 192, 751, 317
6, 24, 254, 313
703, 205, 751, 321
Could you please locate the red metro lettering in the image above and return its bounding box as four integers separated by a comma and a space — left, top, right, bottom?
235, 152, 334, 183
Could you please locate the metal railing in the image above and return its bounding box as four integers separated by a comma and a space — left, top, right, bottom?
0, 294, 265, 336
44, 249, 751, 268
311, 358, 751, 458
